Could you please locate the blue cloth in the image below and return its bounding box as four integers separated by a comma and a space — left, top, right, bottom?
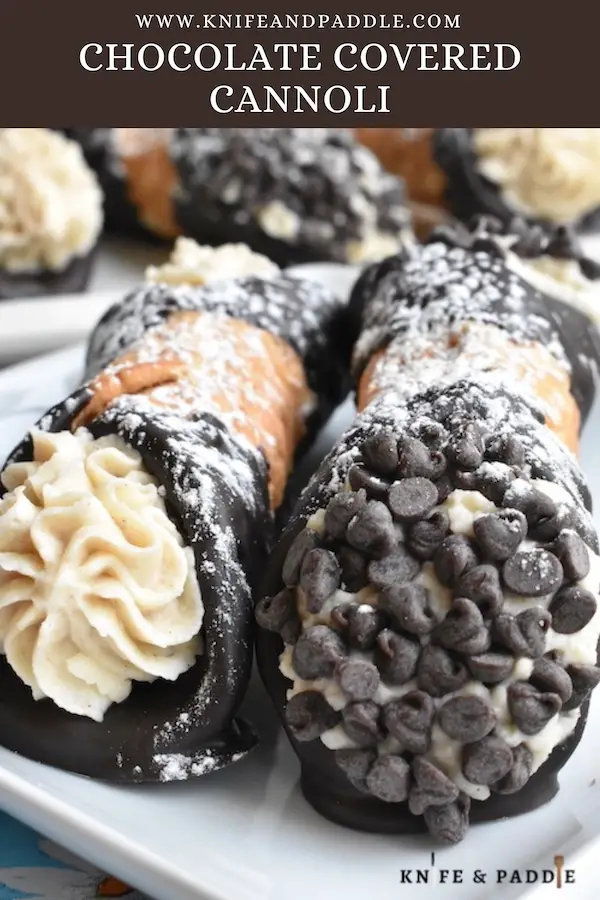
0, 813, 145, 899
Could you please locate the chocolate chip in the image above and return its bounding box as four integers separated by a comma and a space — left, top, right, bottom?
291, 626, 346, 680
492, 744, 533, 795
447, 423, 485, 471
549, 586, 597, 634
552, 531, 591, 582
285, 691, 340, 741
330, 602, 352, 632
417, 644, 469, 697
374, 629, 420, 684
367, 547, 420, 589
388, 478, 438, 523
334, 748, 375, 791
361, 431, 399, 476
337, 658, 380, 701
397, 436, 435, 478
383, 691, 435, 753
530, 658, 573, 703
462, 735, 513, 785
346, 501, 397, 559
485, 434, 525, 468
342, 701, 383, 746
409, 757, 459, 815
408, 508, 450, 560
502, 482, 558, 535
255, 588, 297, 635
507, 681, 562, 735
429, 451, 448, 479
438, 695, 496, 743
502, 549, 563, 597
338, 546, 368, 592
365, 755, 411, 803
348, 464, 389, 500
492, 608, 550, 658
416, 420, 447, 450
379, 583, 437, 635
434, 536, 479, 588
300, 549, 341, 612
423, 794, 470, 845
473, 510, 527, 561
435, 475, 454, 503
323, 489, 367, 540
546, 226, 578, 259
466, 652, 515, 684
455, 565, 504, 617
280, 617, 302, 644
432, 598, 490, 655
563, 663, 600, 711
283, 528, 318, 587
470, 463, 517, 505
346, 604, 386, 650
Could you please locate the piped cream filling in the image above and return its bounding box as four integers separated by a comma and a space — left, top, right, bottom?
146, 237, 280, 286
0, 128, 103, 273
0, 429, 203, 721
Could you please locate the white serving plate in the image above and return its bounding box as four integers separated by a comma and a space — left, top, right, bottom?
1, 269, 600, 899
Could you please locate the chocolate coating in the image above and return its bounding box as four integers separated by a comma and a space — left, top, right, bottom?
0, 250, 95, 301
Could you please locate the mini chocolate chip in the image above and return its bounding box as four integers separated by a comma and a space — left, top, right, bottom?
291, 626, 346, 680
346, 604, 386, 650
546, 226, 578, 259
492, 744, 533, 795
563, 663, 600, 711
434, 535, 479, 588
409, 757, 459, 815
462, 735, 513, 785
416, 420, 447, 450
438, 695, 496, 743
388, 477, 438, 522
361, 431, 399, 476
432, 598, 490, 655
485, 434, 526, 468
473, 510, 527, 561
552, 530, 591, 582
455, 565, 504, 617
502, 482, 557, 531
338, 546, 368, 592
300, 548, 341, 612
379, 583, 437, 635
417, 644, 469, 697
367, 547, 420, 589
447, 423, 485, 471
531, 658, 573, 703
408, 508, 451, 560
280, 617, 302, 644
423, 794, 470, 845
466, 652, 515, 684
255, 588, 297, 634
365, 755, 411, 803
492, 607, 550, 658
346, 501, 397, 559
429, 451, 448, 479
282, 528, 318, 587
342, 701, 383, 746
337, 658, 380, 701
502, 549, 563, 597
323, 489, 367, 540
435, 475, 454, 503
383, 691, 435, 753
330, 602, 352, 632
507, 681, 562, 735
397, 436, 435, 478
374, 629, 420, 684
470, 463, 517, 506
285, 691, 340, 741
549, 586, 597, 634
348, 464, 389, 500
580, 256, 600, 280
334, 748, 376, 792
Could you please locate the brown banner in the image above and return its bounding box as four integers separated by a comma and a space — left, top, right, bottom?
1, 0, 598, 125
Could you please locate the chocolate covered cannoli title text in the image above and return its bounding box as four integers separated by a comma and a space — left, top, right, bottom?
78, 13, 521, 114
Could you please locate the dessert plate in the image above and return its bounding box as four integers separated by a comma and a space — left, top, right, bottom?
0, 275, 600, 899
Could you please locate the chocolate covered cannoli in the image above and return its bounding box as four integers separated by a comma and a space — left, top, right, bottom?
0, 129, 103, 300
67, 128, 411, 265
434, 129, 600, 232
0, 242, 349, 782
256, 217, 600, 844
